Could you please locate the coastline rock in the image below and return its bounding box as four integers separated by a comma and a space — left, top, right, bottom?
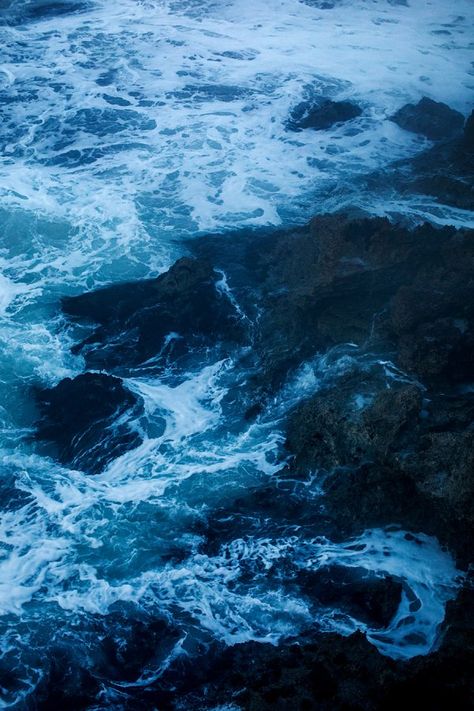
191, 214, 472, 394
396, 318, 474, 382
45, 212, 474, 706
159, 586, 474, 710
390, 97, 465, 141
254, 216, 467, 390
389, 104, 474, 210
287, 99, 362, 131
400, 431, 474, 524
34, 372, 143, 474
63, 257, 245, 372
297, 565, 402, 628
463, 109, 474, 151
33, 586, 474, 709
389, 229, 474, 383
285, 369, 473, 559
286, 378, 422, 472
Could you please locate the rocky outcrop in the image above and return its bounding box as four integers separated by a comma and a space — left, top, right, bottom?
32, 584, 473, 710
34, 372, 143, 474
389, 103, 474, 210
286, 378, 422, 472
464, 110, 474, 152
176, 586, 474, 710
284, 375, 474, 561
62, 256, 245, 372
33, 257, 247, 474
190, 213, 474, 565
390, 97, 465, 141
297, 565, 403, 628
223, 215, 472, 392
287, 99, 362, 131
35, 212, 473, 704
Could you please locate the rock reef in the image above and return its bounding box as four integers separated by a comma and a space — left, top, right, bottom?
287, 98, 362, 131
31, 99, 474, 709
390, 97, 465, 141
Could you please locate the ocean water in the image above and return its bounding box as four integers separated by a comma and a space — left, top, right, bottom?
0, 0, 473, 706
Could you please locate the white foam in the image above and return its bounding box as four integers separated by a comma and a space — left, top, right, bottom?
0, 0, 471, 299
0, 273, 30, 316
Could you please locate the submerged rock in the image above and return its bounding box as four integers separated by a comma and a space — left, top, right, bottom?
287, 99, 362, 131
62, 257, 245, 372
34, 372, 143, 474
92, 607, 181, 683
390, 97, 465, 141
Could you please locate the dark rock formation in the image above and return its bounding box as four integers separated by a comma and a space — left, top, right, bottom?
34, 372, 143, 474
33, 606, 181, 710
256, 216, 471, 390
463, 110, 474, 152
286, 378, 422, 471
191, 214, 473, 394
283, 371, 472, 556
62, 257, 245, 372
92, 607, 180, 684
297, 565, 402, 628
46, 212, 474, 705
385, 103, 474, 210
389, 231, 474, 384
287, 99, 362, 131
285, 374, 473, 561
179, 587, 474, 710
400, 430, 474, 524
109, 586, 470, 710
190, 213, 474, 566
29, 584, 473, 710
390, 97, 465, 141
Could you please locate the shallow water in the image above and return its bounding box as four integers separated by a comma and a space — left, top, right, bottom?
0, 0, 473, 706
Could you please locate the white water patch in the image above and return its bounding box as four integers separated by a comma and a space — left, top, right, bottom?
0, 354, 463, 657
205, 527, 463, 659
0, 0, 472, 300
127, 360, 229, 441
0, 358, 281, 615
0, 273, 30, 316
7, 508, 460, 660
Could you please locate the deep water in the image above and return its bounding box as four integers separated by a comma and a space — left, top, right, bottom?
0, 0, 473, 707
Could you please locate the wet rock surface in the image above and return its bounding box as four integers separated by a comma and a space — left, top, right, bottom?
29, 588, 474, 711
62, 586, 469, 711
390, 96, 465, 141
287, 98, 362, 131
35, 206, 474, 705
174, 588, 474, 710
34, 372, 144, 474
390, 105, 474, 210
286, 378, 422, 471
62, 256, 245, 372
297, 565, 403, 628
189, 213, 473, 705
194, 213, 473, 392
